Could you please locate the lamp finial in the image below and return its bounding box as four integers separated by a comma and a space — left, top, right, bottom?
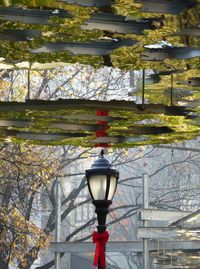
100, 149, 105, 158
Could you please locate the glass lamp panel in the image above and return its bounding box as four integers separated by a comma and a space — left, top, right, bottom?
89, 174, 107, 200
108, 176, 117, 200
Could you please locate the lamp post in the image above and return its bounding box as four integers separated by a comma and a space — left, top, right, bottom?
86, 149, 119, 269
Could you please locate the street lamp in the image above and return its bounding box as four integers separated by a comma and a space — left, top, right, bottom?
86, 149, 119, 269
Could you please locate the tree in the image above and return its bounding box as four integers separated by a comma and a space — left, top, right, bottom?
0, 143, 58, 268
32, 142, 200, 269
0, 65, 134, 269
1, 67, 200, 269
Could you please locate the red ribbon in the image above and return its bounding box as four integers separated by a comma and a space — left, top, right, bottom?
95, 110, 110, 148
92, 231, 109, 268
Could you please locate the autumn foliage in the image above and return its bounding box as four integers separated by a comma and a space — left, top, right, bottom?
0, 144, 58, 268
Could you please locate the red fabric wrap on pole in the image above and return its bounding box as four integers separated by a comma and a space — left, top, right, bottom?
92, 231, 109, 268
95, 110, 110, 148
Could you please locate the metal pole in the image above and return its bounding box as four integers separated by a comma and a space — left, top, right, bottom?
142, 173, 149, 269
27, 68, 31, 100
142, 69, 145, 107
55, 179, 62, 269
170, 74, 173, 106
95, 201, 110, 269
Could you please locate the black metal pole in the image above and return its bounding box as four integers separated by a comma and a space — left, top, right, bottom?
142, 69, 145, 107
97, 214, 106, 269
170, 73, 173, 106
93, 201, 111, 269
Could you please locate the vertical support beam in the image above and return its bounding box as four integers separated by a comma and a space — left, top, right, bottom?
142, 69, 145, 108
142, 173, 149, 269
170, 74, 173, 106
55, 179, 62, 269
27, 68, 31, 100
